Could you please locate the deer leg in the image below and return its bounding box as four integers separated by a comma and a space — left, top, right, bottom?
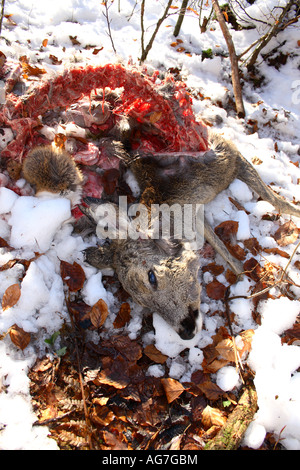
237, 156, 300, 218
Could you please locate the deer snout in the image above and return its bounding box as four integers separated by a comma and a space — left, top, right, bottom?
178, 307, 200, 340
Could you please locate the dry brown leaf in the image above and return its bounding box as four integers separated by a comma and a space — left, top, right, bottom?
206, 280, 226, 300
149, 111, 162, 124
161, 378, 185, 403
90, 299, 109, 328
263, 247, 290, 258
69, 35, 81, 45
9, 324, 31, 350
237, 329, 254, 356
144, 344, 168, 364
113, 302, 131, 328
202, 405, 227, 429
0, 51, 6, 68
60, 260, 86, 292
251, 156, 263, 165
274, 221, 299, 246
215, 220, 238, 242
198, 380, 224, 400
216, 338, 236, 362
2, 284, 21, 311
20, 58, 46, 79
202, 262, 224, 276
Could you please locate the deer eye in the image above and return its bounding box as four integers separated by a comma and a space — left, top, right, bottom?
148, 270, 157, 287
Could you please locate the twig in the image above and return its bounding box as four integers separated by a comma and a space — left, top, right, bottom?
102, 0, 117, 55
228, 239, 300, 303
212, 0, 245, 118
140, 0, 173, 63
0, 0, 5, 36
244, 0, 295, 69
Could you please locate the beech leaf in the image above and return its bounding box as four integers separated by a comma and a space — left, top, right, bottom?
2, 284, 21, 311
202, 405, 227, 429
161, 378, 185, 403
9, 324, 31, 350
206, 280, 226, 300
274, 221, 298, 246
113, 302, 131, 328
90, 299, 109, 328
144, 344, 168, 364
60, 260, 86, 292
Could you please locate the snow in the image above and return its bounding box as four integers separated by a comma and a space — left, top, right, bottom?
0, 0, 299, 450
216, 365, 241, 392
9, 196, 71, 252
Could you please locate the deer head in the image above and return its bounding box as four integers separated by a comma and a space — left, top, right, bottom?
81, 198, 202, 340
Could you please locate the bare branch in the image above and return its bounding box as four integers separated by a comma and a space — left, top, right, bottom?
140, 0, 173, 63
212, 0, 245, 118
244, 0, 296, 69
102, 0, 117, 55
0, 0, 5, 36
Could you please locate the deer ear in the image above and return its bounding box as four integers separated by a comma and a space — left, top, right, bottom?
83, 245, 115, 270
80, 198, 129, 240
153, 238, 183, 257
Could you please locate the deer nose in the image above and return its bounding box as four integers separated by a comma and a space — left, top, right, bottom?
179, 307, 199, 340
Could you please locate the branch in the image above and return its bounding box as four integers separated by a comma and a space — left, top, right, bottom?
204, 386, 258, 450
228, 239, 300, 303
140, 0, 173, 63
244, 0, 295, 69
174, 0, 189, 37
102, 0, 116, 55
212, 0, 245, 118
0, 0, 5, 36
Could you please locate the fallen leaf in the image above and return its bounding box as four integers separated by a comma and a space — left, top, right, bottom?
92, 47, 103, 55
60, 260, 86, 292
216, 338, 236, 362
263, 247, 290, 259
0, 51, 6, 68
206, 280, 226, 300
161, 378, 185, 403
243, 257, 264, 282
274, 221, 298, 246
113, 302, 131, 328
144, 344, 168, 364
198, 380, 224, 400
42, 38, 48, 47
149, 111, 162, 124
90, 299, 109, 328
215, 220, 238, 243
202, 405, 227, 429
2, 284, 21, 311
69, 35, 81, 45
251, 156, 263, 165
20, 57, 46, 79
202, 262, 224, 276
49, 54, 62, 65
102, 431, 129, 450
237, 329, 254, 356
9, 324, 31, 350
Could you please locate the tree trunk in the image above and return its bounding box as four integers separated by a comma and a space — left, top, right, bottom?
212, 0, 245, 118
204, 386, 258, 450
174, 0, 189, 37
